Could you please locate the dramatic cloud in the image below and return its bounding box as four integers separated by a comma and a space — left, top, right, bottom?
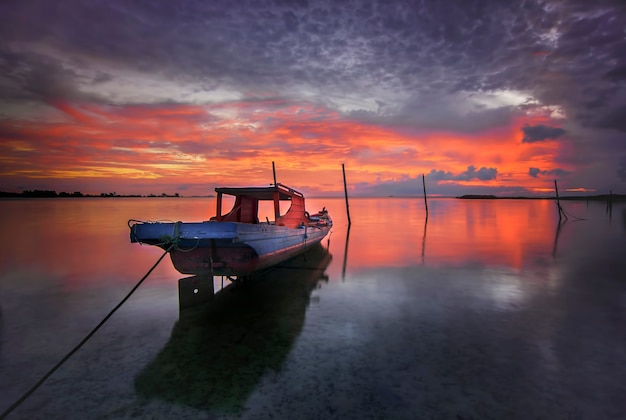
0, 0, 624, 196
618, 157, 626, 182
521, 125, 567, 143
428, 166, 498, 182
528, 167, 570, 178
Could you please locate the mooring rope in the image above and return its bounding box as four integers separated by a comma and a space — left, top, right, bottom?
555, 200, 588, 222
561, 206, 587, 221
0, 243, 176, 419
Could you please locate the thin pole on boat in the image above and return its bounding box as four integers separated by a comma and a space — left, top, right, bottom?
422, 173, 429, 219
554, 180, 567, 222
272, 161, 277, 187
342, 163, 352, 226
271, 161, 280, 219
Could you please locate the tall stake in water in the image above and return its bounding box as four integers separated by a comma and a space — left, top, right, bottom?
342, 163, 352, 226
422, 173, 429, 220
554, 180, 568, 222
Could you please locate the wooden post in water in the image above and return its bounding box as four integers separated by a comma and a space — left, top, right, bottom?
554, 180, 567, 222
342, 224, 351, 281
422, 173, 429, 219
342, 163, 352, 226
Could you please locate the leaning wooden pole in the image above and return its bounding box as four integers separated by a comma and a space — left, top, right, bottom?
342, 163, 352, 226
554, 180, 567, 222
422, 173, 429, 219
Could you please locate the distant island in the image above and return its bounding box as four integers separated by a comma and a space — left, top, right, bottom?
458, 194, 498, 199
458, 194, 626, 201
0, 190, 182, 198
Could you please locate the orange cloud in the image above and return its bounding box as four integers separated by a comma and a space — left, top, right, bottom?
0, 100, 572, 196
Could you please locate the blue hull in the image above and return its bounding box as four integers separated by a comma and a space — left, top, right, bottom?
130, 220, 332, 275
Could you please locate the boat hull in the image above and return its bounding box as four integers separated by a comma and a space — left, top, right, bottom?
130, 220, 331, 276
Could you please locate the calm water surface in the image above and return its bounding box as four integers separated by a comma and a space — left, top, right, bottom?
1, 197, 625, 419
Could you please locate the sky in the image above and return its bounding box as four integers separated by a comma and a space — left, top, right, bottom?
1, 0, 625, 197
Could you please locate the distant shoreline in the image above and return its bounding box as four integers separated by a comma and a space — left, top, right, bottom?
0, 190, 214, 198
458, 194, 626, 201
1, 190, 624, 201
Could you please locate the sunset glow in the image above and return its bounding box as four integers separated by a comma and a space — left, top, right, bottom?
0, 100, 579, 197
1, 0, 623, 196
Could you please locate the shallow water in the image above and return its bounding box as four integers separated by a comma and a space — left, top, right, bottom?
1, 197, 625, 419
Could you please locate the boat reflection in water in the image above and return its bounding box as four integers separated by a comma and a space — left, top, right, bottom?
134, 244, 332, 413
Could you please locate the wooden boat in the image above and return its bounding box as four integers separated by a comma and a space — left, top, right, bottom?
129, 183, 332, 276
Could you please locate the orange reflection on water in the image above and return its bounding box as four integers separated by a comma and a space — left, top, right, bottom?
1, 197, 566, 293
0, 198, 205, 291
339, 198, 559, 270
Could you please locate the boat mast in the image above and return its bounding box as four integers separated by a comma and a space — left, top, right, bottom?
272, 161, 280, 220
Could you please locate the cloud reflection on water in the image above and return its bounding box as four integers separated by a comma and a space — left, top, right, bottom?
1, 197, 625, 417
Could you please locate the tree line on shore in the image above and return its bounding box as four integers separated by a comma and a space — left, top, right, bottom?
0, 190, 181, 198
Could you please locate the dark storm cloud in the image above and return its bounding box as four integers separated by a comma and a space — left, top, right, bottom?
521, 124, 566, 143
1, 0, 626, 198
592, 105, 626, 132
1, 0, 625, 133
604, 66, 626, 82
528, 167, 570, 178
0, 49, 88, 104
541, 3, 626, 133
618, 157, 626, 182
428, 166, 498, 181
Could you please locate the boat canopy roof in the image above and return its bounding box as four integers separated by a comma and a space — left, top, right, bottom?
215, 183, 304, 201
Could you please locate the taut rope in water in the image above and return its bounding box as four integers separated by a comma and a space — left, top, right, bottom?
0, 243, 176, 419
